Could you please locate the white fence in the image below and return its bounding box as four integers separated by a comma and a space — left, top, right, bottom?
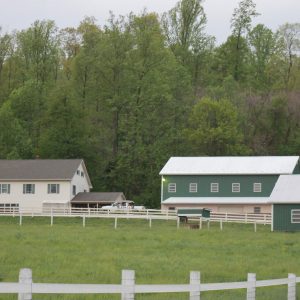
0, 268, 298, 300
0, 207, 271, 226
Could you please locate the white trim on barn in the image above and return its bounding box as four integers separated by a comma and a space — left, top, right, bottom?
162, 197, 269, 205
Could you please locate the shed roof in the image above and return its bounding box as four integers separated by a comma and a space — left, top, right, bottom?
269, 175, 300, 203
71, 192, 125, 203
159, 156, 299, 175
162, 197, 269, 205
0, 159, 86, 181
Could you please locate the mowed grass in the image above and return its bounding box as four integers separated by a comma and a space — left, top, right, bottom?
0, 216, 299, 299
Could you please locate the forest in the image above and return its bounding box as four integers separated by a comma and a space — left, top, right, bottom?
0, 0, 299, 207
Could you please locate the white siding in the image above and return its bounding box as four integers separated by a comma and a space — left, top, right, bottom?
0, 181, 71, 211
70, 162, 91, 198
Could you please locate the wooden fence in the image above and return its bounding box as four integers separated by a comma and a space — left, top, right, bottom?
0, 207, 271, 226
0, 268, 298, 300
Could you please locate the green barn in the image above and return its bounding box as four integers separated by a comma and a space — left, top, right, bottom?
159, 156, 300, 215
270, 175, 300, 231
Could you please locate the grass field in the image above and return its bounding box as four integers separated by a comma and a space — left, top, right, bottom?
0, 216, 299, 299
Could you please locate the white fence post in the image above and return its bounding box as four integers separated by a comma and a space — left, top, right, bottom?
177, 217, 180, 229
121, 270, 135, 300
247, 273, 256, 300
190, 271, 200, 300
199, 217, 202, 230
115, 217, 118, 229
83, 215, 86, 228
288, 273, 296, 300
149, 217, 152, 228
18, 268, 32, 300
254, 222, 257, 232
220, 219, 223, 231
19, 213, 22, 226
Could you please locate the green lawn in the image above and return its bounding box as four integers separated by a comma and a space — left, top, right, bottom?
0, 216, 299, 299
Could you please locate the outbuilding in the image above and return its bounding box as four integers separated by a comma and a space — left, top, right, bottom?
159, 156, 300, 214
270, 175, 300, 231
71, 192, 126, 208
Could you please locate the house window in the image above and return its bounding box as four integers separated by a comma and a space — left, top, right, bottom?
81, 171, 84, 177
254, 207, 261, 214
48, 184, 60, 194
76, 170, 80, 175
168, 183, 176, 193
189, 183, 197, 193
232, 183, 240, 193
23, 184, 35, 194
211, 183, 219, 193
0, 184, 10, 194
0, 203, 19, 211
291, 210, 300, 223
72, 185, 76, 195
253, 183, 262, 193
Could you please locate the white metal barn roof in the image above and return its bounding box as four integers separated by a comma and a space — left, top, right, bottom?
162, 197, 269, 205
269, 175, 300, 203
159, 156, 299, 175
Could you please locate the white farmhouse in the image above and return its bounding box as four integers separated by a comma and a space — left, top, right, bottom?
0, 159, 92, 212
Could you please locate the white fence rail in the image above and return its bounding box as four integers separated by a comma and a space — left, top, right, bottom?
0, 207, 271, 225
0, 269, 298, 300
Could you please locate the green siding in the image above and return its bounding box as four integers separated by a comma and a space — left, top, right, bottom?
273, 204, 300, 231
293, 162, 300, 174
162, 175, 278, 200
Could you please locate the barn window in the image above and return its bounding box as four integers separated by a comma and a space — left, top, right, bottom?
23, 184, 35, 194
232, 183, 240, 193
291, 210, 300, 223
189, 183, 197, 193
0, 184, 10, 194
254, 207, 261, 214
48, 184, 60, 194
211, 183, 219, 193
168, 183, 176, 193
253, 183, 262, 193
77, 170, 80, 175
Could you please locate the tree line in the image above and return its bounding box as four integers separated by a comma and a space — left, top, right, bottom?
0, 0, 299, 207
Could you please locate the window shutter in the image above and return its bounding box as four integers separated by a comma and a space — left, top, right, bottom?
32, 184, 35, 194
23, 184, 25, 194
57, 184, 60, 194
8, 184, 10, 194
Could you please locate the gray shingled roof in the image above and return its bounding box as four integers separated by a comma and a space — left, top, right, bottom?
0, 159, 83, 180
71, 192, 125, 203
